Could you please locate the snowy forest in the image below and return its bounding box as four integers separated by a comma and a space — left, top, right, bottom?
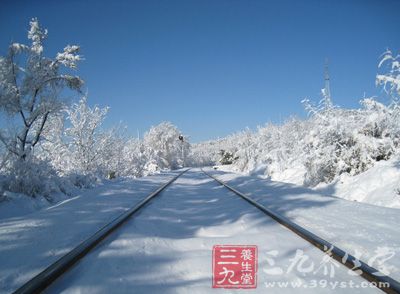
1, 19, 399, 207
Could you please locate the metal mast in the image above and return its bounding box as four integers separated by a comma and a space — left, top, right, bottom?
324, 59, 331, 98
323, 58, 332, 109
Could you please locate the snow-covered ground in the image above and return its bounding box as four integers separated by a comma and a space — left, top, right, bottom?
0, 169, 397, 293
314, 156, 400, 208
0, 191, 63, 220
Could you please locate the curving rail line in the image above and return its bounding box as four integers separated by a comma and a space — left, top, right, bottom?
13, 169, 189, 294
201, 168, 400, 294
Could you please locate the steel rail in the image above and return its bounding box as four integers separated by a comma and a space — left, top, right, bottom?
13, 169, 189, 294
202, 168, 400, 294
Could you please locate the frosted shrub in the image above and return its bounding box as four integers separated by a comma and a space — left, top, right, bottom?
304, 155, 337, 187
302, 95, 400, 186
3, 155, 60, 198
227, 119, 308, 177
218, 150, 236, 165
304, 126, 369, 186
67, 173, 97, 189
119, 139, 148, 177
230, 130, 254, 171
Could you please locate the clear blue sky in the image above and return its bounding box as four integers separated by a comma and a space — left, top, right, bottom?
1, 0, 399, 142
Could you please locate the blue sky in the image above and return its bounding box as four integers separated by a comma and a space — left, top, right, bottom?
1, 0, 399, 142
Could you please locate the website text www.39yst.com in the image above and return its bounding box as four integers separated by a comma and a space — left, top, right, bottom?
264, 279, 390, 290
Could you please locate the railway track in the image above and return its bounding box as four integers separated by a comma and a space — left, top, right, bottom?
12, 168, 400, 294
201, 168, 400, 294
13, 169, 189, 294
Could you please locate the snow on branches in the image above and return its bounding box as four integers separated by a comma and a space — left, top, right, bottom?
377, 49, 400, 97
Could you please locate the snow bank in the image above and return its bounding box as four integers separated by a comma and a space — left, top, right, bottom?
315, 155, 400, 208
215, 156, 400, 209
0, 191, 70, 220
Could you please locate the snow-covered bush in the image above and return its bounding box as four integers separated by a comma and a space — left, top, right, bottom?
302, 97, 398, 186
250, 118, 308, 177
219, 150, 236, 165
1, 154, 61, 198
119, 139, 148, 177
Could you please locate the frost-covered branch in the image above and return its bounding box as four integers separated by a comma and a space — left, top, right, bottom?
377, 49, 400, 96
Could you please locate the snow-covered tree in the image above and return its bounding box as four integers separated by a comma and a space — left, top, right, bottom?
0, 18, 83, 160
120, 139, 148, 177
143, 122, 190, 170
0, 18, 83, 196
64, 97, 110, 177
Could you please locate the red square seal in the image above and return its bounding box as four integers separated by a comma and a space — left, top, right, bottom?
212, 245, 257, 288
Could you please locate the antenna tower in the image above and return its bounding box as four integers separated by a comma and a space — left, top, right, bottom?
324, 58, 332, 102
